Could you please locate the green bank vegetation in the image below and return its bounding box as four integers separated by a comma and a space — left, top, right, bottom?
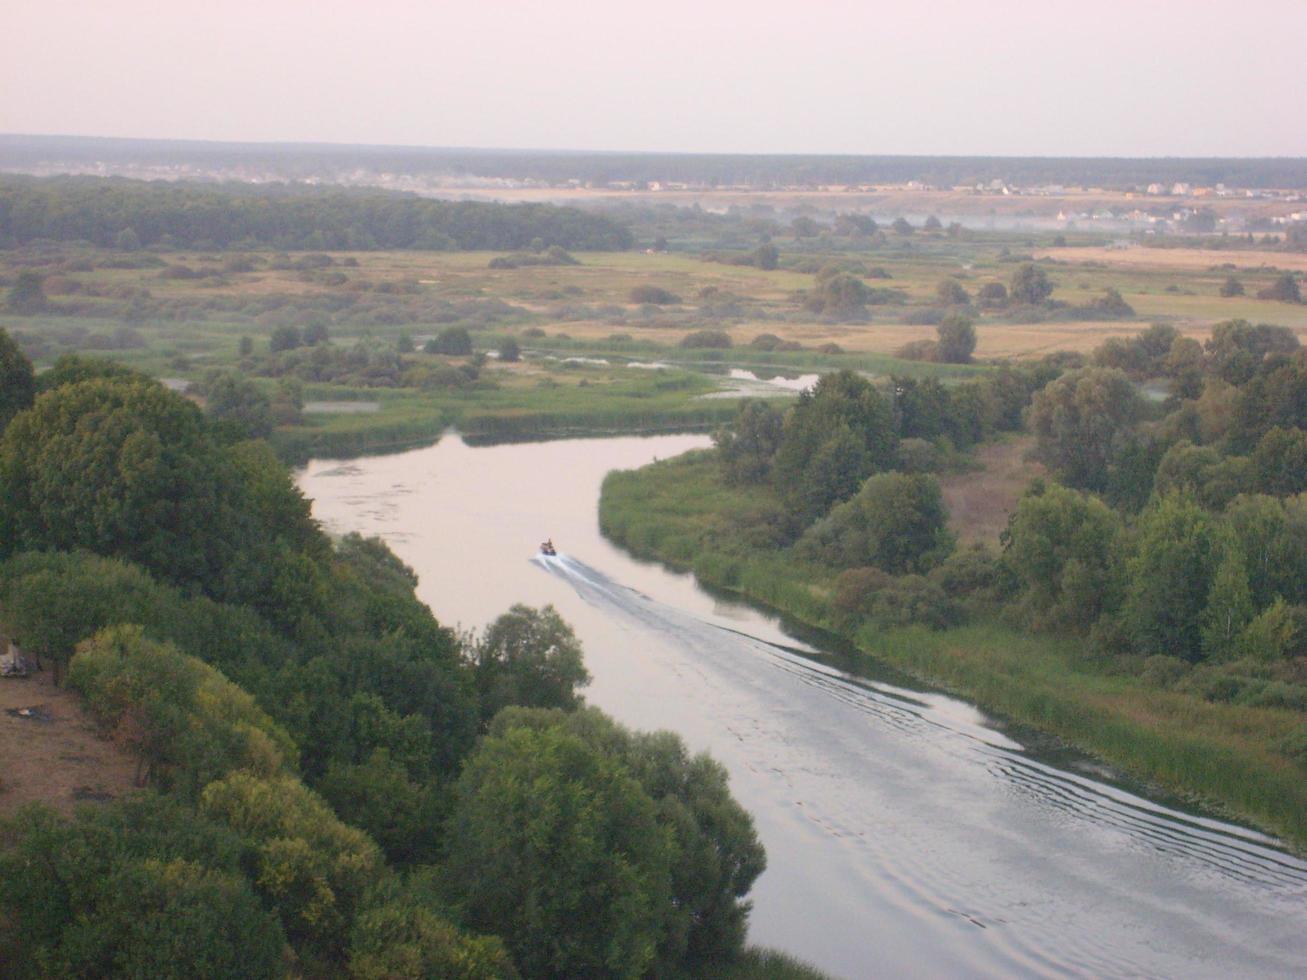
601, 321, 1307, 848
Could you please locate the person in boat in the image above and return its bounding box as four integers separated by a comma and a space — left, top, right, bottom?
540, 538, 556, 556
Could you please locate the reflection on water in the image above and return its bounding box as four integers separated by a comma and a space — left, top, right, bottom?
300, 433, 1307, 980
698, 368, 820, 399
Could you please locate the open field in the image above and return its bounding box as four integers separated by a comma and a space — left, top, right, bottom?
0, 668, 139, 819
4, 229, 1305, 453
1036, 244, 1307, 273
939, 435, 1043, 545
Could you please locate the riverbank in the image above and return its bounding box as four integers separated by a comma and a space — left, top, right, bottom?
268, 367, 743, 461
599, 449, 1307, 850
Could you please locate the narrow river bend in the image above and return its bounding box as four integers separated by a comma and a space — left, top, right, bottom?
299, 433, 1307, 980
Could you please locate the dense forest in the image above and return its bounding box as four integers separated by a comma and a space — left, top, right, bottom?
707, 319, 1307, 679
6, 135, 1307, 189
0, 176, 634, 251
0, 338, 782, 979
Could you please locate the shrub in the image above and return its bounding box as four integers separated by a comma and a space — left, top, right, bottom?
936, 316, 977, 364
630, 285, 681, 305
427, 326, 473, 355
1257, 273, 1302, 304
977, 282, 1008, 307
936, 278, 970, 306
833, 566, 893, 616
680, 329, 733, 349
1220, 276, 1245, 297
895, 339, 939, 362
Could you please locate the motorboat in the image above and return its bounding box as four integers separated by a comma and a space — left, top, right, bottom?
539, 539, 557, 557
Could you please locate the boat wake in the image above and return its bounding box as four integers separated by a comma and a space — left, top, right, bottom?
534, 552, 1307, 979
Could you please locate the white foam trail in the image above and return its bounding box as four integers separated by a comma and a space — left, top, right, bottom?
535, 553, 1307, 979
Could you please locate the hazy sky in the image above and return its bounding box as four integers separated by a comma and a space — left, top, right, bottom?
5, 0, 1306, 157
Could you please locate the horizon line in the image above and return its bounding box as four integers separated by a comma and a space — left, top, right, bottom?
3, 132, 1306, 164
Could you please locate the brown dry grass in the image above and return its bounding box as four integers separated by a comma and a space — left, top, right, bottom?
0, 669, 139, 818
939, 435, 1044, 545
1035, 245, 1307, 273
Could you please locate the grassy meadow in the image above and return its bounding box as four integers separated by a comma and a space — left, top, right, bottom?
5, 229, 1306, 458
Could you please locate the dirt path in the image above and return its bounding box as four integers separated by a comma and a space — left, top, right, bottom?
0, 668, 139, 818
940, 436, 1043, 546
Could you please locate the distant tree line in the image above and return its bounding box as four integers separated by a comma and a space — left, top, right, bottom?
6, 135, 1307, 190
0, 176, 634, 251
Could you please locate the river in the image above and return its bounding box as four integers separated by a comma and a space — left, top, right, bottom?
298, 432, 1307, 979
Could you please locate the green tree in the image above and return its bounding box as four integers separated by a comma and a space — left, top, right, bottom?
69, 625, 295, 794
1009, 263, 1053, 305
0, 797, 286, 980
891, 217, 913, 235
715, 399, 784, 484
1220, 276, 1244, 297
317, 748, 444, 867
936, 315, 977, 364
35, 352, 143, 394
935, 278, 970, 306
1252, 426, 1307, 496
0, 377, 328, 620
1224, 494, 1307, 608
977, 281, 1008, 307
238, 335, 254, 356
431, 326, 473, 355
269, 325, 302, 352
443, 722, 672, 978
471, 604, 591, 722
1027, 367, 1145, 492
349, 880, 518, 979
1201, 536, 1255, 659
0, 327, 35, 430
1002, 482, 1124, 632
0, 549, 161, 684
1230, 348, 1307, 448
200, 370, 273, 440
752, 243, 779, 270
1257, 272, 1302, 303
498, 336, 521, 362
804, 273, 871, 317
790, 216, 820, 238
200, 772, 386, 967
1164, 335, 1206, 399
1123, 493, 1219, 660
1205, 319, 1299, 385
797, 471, 952, 572
115, 226, 142, 251
773, 371, 897, 523
490, 707, 765, 971
1089, 287, 1135, 317
303, 319, 330, 345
